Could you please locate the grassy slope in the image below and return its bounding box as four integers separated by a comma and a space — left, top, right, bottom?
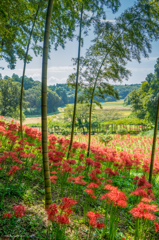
24, 100, 132, 125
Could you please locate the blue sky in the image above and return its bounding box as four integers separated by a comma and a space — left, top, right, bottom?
1, 0, 159, 86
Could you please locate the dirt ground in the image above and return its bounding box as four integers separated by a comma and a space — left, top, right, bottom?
23, 117, 41, 125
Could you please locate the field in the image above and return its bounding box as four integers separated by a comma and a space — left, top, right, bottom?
23, 100, 131, 125
1, 117, 159, 240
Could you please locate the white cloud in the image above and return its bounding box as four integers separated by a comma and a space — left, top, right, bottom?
140, 56, 158, 62
48, 66, 74, 73
28, 73, 41, 79
15, 66, 74, 74
130, 57, 158, 64
101, 19, 116, 23
128, 67, 153, 72
48, 76, 67, 85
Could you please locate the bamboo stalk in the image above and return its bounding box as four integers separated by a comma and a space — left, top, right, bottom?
41, 0, 54, 209
67, 4, 83, 159
149, 97, 159, 184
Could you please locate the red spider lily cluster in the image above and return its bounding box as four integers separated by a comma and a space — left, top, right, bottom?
101, 184, 128, 208
87, 211, 105, 229
3, 205, 25, 218
1, 117, 159, 239
46, 197, 77, 224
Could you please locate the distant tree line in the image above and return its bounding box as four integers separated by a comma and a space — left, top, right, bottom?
0, 73, 141, 118
49, 82, 141, 104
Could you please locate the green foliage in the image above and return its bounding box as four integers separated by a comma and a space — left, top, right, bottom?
12, 74, 41, 90
126, 58, 159, 124
0, 0, 36, 69
116, 129, 128, 135
55, 87, 68, 106
26, 123, 41, 127
103, 117, 151, 126
0, 78, 27, 118
24, 85, 60, 115
64, 103, 95, 132
98, 132, 113, 146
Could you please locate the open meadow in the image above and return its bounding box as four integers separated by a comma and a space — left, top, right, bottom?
23, 100, 131, 125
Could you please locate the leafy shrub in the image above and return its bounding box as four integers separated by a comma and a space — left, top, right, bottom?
117, 129, 128, 135
61, 129, 70, 136
98, 131, 113, 146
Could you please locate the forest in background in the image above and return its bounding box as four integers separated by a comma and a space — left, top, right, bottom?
0, 73, 140, 117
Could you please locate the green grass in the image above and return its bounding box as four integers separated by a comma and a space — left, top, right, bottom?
101, 99, 131, 108
25, 110, 60, 118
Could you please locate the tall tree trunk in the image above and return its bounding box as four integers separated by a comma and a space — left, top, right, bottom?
87, 101, 93, 157
87, 21, 133, 157
67, 4, 83, 159
149, 97, 159, 184
41, 0, 54, 209
20, 3, 40, 138
87, 57, 105, 157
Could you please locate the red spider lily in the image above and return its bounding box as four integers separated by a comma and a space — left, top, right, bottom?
7, 165, 21, 176
73, 175, 87, 185
85, 158, 94, 167
76, 165, 86, 173
66, 159, 76, 165
56, 214, 69, 224
64, 208, 73, 216
50, 175, 58, 183
47, 198, 77, 224
87, 182, 99, 189
80, 143, 87, 149
104, 184, 118, 191
89, 169, 102, 185
137, 175, 152, 188
13, 205, 25, 217
131, 188, 148, 198
141, 198, 152, 203
93, 161, 101, 168
8, 123, 18, 131
84, 189, 96, 199
68, 176, 74, 182
101, 185, 127, 208
87, 211, 101, 219
106, 179, 112, 183
129, 208, 155, 220
47, 204, 58, 219
8, 135, 19, 142
61, 162, 72, 173
3, 212, 12, 218
72, 141, 81, 150
87, 211, 105, 229
154, 222, 159, 232
130, 200, 159, 220
14, 159, 22, 164
79, 153, 85, 161
60, 197, 78, 209
105, 167, 119, 177
31, 166, 37, 170
50, 171, 57, 174
137, 202, 159, 212
0, 125, 6, 132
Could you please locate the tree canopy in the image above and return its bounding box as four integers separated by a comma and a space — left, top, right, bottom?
125, 58, 159, 123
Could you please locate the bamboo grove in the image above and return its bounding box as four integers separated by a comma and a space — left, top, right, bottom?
1, 0, 159, 210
